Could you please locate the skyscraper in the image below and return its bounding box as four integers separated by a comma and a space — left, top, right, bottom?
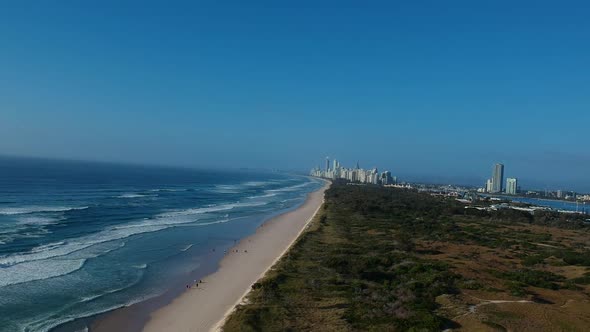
485, 179, 492, 192
325, 157, 330, 172
506, 178, 517, 195
381, 171, 394, 185
491, 163, 504, 193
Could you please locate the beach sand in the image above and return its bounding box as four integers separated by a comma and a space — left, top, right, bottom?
140, 181, 329, 332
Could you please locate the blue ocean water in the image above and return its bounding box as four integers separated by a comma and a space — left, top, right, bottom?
0, 157, 323, 332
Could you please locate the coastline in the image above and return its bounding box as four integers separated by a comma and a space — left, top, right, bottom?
212, 180, 329, 332
88, 180, 329, 332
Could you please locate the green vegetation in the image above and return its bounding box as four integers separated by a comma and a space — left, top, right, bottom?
493, 269, 565, 290
223, 181, 590, 332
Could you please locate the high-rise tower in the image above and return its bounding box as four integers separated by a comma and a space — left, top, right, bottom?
506, 178, 518, 195
325, 157, 330, 172
491, 163, 504, 193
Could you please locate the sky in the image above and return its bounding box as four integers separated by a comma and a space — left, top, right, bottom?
1, 1, 589, 191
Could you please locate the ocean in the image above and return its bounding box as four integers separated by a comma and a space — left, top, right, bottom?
0, 157, 324, 332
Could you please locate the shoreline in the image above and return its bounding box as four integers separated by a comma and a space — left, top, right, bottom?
86, 180, 329, 332
211, 181, 328, 331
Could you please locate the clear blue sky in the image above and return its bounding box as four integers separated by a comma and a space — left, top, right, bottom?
1, 1, 589, 191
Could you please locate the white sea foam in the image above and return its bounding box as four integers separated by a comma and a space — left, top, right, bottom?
0, 226, 52, 245
0, 225, 27, 235
242, 181, 271, 187
149, 188, 186, 192
158, 201, 266, 218
16, 216, 62, 225
211, 184, 251, 193
79, 285, 128, 303
180, 244, 194, 252
0, 241, 126, 289
79, 294, 103, 303
30, 241, 66, 253
0, 225, 164, 269
0, 206, 88, 215
195, 219, 232, 226
23, 298, 141, 332
281, 197, 301, 203
266, 182, 313, 193
0, 258, 86, 287
247, 193, 277, 199
117, 193, 147, 198
0, 199, 267, 288
18, 265, 148, 332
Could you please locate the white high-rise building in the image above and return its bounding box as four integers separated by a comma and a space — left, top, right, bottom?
506, 178, 517, 195
486, 179, 494, 193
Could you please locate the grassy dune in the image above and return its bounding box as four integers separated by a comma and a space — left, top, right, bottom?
223, 181, 590, 331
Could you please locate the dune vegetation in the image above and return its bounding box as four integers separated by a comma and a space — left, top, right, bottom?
224, 181, 590, 331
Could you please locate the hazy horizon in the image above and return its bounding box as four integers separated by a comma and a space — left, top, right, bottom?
1, 154, 586, 194
2, 2, 589, 191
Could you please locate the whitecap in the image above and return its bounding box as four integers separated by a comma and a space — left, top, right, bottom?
116, 193, 154, 199
247, 193, 277, 199
158, 201, 266, 218
16, 216, 62, 225
0, 206, 88, 215
149, 188, 186, 192
195, 218, 232, 226
79, 294, 103, 303
78, 285, 128, 303
180, 244, 194, 252
242, 181, 271, 187
265, 182, 313, 193
211, 184, 245, 193
0, 258, 86, 287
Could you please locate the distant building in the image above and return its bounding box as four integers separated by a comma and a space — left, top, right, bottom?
381, 171, 394, 185
506, 178, 518, 195
310, 158, 394, 186
557, 190, 563, 199
486, 178, 494, 193
491, 163, 504, 193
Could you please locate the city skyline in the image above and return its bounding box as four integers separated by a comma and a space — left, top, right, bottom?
310, 157, 396, 186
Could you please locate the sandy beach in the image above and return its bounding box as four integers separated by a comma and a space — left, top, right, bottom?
140, 181, 329, 332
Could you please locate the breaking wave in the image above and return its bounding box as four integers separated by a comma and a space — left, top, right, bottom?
0, 206, 88, 216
